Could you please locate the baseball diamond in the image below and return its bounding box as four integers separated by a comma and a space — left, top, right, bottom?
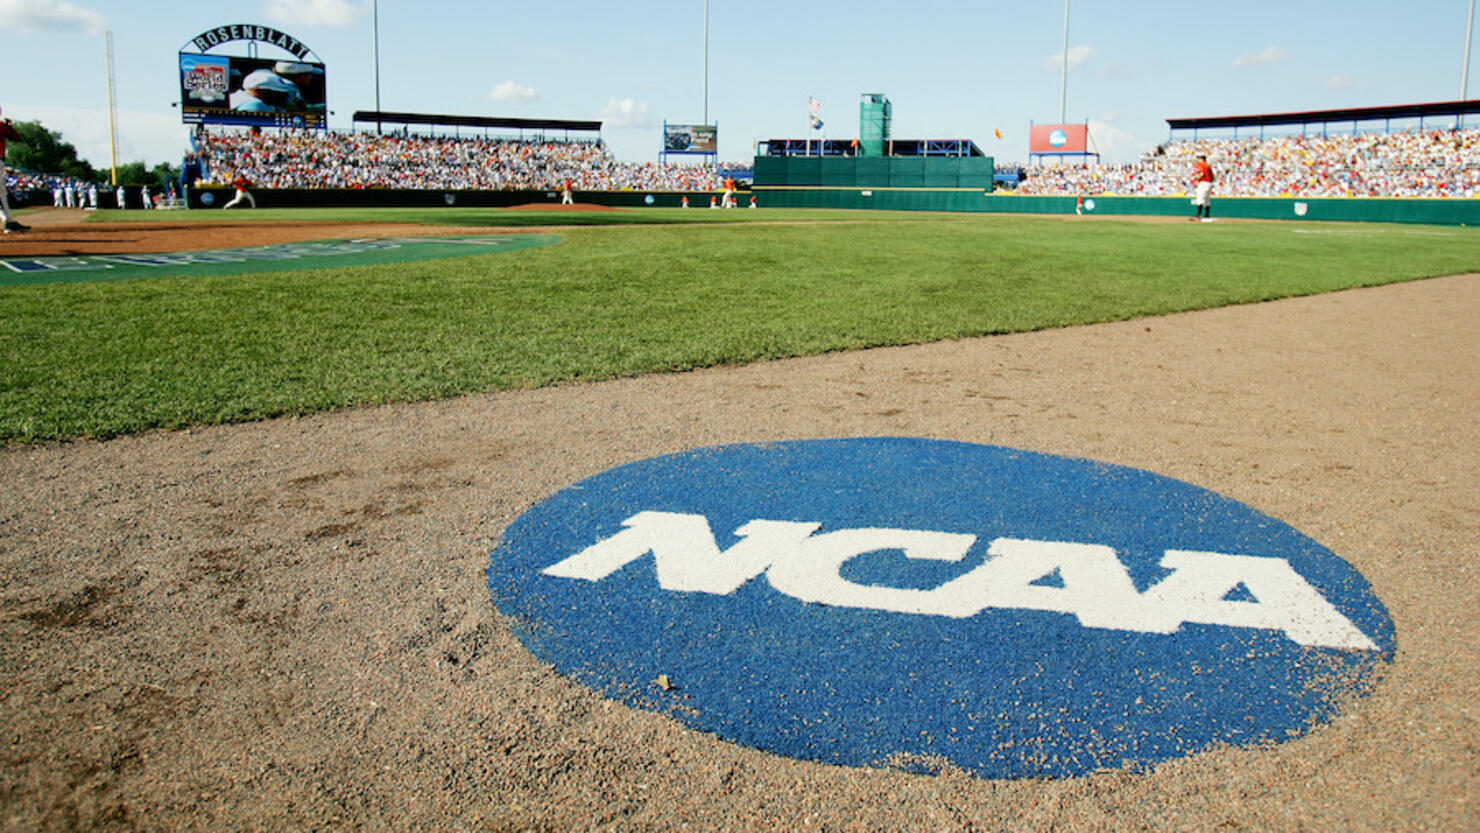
0, 204, 1474, 830
1, 4, 1478, 827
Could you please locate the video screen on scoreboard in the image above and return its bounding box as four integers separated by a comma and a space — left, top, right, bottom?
179, 53, 327, 129
664, 124, 717, 154
1028, 123, 1089, 154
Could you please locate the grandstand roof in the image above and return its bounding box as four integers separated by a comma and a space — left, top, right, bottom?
351, 110, 602, 134
1167, 100, 1480, 132
760, 138, 986, 157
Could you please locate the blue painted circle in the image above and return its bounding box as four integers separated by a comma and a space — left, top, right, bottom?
1049, 129, 1069, 147
487, 438, 1394, 778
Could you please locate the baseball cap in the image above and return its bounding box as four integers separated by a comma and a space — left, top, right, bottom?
242, 70, 299, 94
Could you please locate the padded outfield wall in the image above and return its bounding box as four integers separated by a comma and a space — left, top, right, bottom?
160, 183, 1480, 225
749, 154, 1002, 213
753, 156, 997, 189
750, 154, 1480, 224
755, 189, 1480, 225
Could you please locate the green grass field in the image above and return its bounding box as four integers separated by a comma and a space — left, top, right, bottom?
3, 208, 1476, 442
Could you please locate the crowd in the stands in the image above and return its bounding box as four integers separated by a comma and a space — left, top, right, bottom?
193, 128, 733, 192
1014, 129, 1480, 198
17, 125, 1473, 199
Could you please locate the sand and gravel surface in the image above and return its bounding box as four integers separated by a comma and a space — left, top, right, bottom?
0, 212, 1475, 829
0, 207, 510, 257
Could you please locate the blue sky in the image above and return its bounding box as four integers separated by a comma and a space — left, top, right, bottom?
1, 0, 1476, 169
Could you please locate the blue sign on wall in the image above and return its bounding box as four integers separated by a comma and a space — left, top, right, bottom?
487, 438, 1395, 778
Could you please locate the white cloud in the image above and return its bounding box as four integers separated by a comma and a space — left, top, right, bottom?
1323, 74, 1358, 91
599, 97, 654, 129
263, 0, 365, 28
0, 0, 106, 34
1045, 45, 1097, 73
1097, 62, 1138, 81
1086, 118, 1139, 162
490, 81, 538, 103
1233, 46, 1290, 69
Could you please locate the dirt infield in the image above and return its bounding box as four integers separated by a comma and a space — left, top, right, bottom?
0, 213, 1475, 830
0, 208, 526, 257
1, 204, 619, 257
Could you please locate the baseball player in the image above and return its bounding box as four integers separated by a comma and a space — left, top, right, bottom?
273, 61, 326, 115
1, 107, 31, 234
1191, 154, 1215, 222
231, 70, 299, 114
223, 171, 256, 209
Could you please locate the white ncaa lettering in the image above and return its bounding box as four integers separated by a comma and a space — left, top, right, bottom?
766, 527, 978, 614
923, 538, 1155, 629
540, 511, 819, 594
541, 512, 1378, 650
1141, 550, 1377, 650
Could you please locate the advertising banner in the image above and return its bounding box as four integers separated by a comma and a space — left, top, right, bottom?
663, 124, 718, 155
179, 52, 327, 129
1029, 123, 1089, 154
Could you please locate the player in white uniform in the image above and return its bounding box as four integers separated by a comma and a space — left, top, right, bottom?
0, 107, 31, 233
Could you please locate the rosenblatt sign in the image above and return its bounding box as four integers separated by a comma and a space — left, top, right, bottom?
186, 24, 313, 59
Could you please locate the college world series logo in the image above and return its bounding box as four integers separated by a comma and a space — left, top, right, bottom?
487, 438, 1395, 778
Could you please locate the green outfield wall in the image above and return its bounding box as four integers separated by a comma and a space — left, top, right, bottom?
751, 187, 1480, 225
71, 183, 1473, 225
753, 156, 996, 189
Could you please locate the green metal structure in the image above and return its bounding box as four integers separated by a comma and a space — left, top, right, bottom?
859, 94, 891, 157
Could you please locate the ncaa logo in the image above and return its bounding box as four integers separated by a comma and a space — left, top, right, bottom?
487, 438, 1394, 778
1049, 129, 1069, 148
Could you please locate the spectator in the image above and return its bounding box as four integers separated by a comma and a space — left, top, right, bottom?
194, 128, 727, 192
1012, 128, 1479, 199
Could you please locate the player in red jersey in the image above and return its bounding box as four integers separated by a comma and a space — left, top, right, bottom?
1191, 154, 1214, 221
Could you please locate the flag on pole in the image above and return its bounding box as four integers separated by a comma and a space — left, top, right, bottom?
994, 128, 1004, 140
808, 97, 823, 130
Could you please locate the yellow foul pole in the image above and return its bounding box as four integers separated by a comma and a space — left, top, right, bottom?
105, 30, 120, 185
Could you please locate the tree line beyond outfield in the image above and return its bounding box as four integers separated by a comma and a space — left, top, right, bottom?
3, 121, 179, 192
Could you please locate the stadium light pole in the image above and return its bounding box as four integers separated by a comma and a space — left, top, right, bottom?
1464, 0, 1476, 101
1059, 0, 1070, 123
373, 0, 383, 134
701, 0, 707, 126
